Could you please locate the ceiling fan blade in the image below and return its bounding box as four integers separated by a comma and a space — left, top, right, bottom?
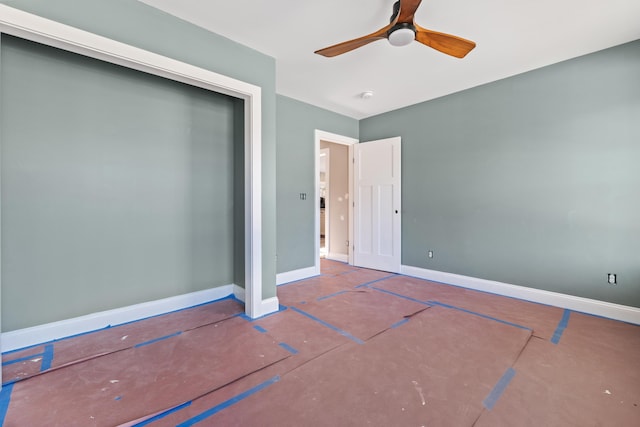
397, 0, 423, 23
314, 24, 393, 57
415, 25, 476, 58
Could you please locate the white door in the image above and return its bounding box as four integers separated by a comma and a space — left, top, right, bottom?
353, 137, 401, 273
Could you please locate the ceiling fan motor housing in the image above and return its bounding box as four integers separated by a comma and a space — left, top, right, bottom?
387, 1, 416, 46
388, 22, 416, 46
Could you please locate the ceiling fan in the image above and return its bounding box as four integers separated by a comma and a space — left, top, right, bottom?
315, 0, 476, 58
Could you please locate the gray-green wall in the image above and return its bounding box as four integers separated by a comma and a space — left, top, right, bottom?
1, 0, 277, 331
276, 95, 358, 273
1, 0, 637, 333
1, 36, 243, 330
360, 40, 640, 307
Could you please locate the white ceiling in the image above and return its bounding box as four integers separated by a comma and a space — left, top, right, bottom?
139, 0, 640, 119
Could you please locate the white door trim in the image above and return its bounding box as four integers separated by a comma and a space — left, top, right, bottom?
314, 130, 358, 275
0, 5, 269, 363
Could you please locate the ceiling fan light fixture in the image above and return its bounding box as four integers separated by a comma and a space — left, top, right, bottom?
388, 26, 415, 47
314, 1, 476, 58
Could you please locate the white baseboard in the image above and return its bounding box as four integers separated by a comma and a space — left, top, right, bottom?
233, 284, 246, 302
256, 297, 280, 318
327, 253, 349, 263
276, 266, 318, 285
232, 284, 278, 318
401, 265, 640, 325
2, 285, 236, 353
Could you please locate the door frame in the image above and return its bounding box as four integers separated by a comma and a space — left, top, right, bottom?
0, 5, 269, 369
319, 147, 330, 256
314, 130, 358, 275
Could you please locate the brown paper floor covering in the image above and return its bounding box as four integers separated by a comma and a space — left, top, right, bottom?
2, 259, 639, 426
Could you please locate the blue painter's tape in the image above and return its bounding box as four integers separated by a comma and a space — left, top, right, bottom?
2, 344, 43, 357
238, 305, 287, 322
177, 376, 280, 426
396, 273, 559, 310
551, 309, 571, 345
134, 331, 182, 348
237, 313, 252, 321
483, 367, 516, 410
132, 401, 192, 427
369, 286, 432, 306
316, 290, 350, 301
0, 383, 14, 426
277, 275, 322, 286
40, 344, 54, 371
1, 378, 21, 387
427, 301, 532, 331
227, 294, 245, 305
390, 318, 410, 329
116, 295, 239, 329
253, 325, 268, 334
1, 325, 112, 357
3, 348, 54, 384
278, 342, 299, 355
2, 295, 240, 357
289, 306, 365, 345
2, 351, 45, 367
354, 274, 398, 288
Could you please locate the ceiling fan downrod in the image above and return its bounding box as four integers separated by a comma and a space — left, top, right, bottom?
387, 1, 416, 46
390, 0, 401, 22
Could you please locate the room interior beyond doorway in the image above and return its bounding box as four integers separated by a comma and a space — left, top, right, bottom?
320, 141, 349, 263
313, 130, 357, 276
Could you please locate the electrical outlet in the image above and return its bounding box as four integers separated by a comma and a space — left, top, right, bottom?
607, 273, 617, 285
428, 250, 434, 259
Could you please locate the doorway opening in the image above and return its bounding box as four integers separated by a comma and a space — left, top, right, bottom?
319, 141, 349, 262
319, 148, 329, 258
314, 130, 358, 275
